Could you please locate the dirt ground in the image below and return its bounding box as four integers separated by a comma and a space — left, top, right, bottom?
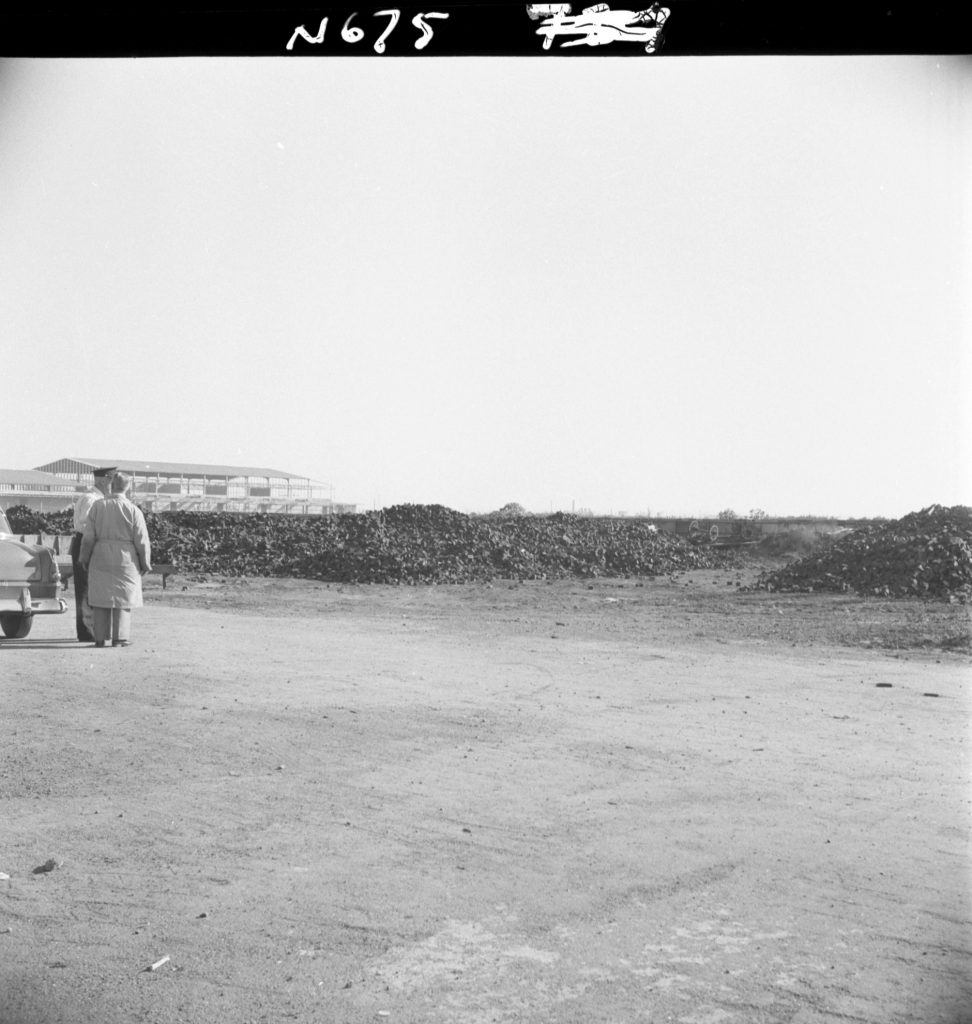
1, 567, 970, 1024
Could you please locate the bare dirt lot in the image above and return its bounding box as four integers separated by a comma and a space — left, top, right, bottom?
2, 568, 970, 1024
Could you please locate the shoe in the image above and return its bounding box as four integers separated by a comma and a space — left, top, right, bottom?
112, 641, 132, 648
94, 641, 106, 648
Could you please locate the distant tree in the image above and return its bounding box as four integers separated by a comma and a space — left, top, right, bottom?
717, 508, 737, 520
748, 508, 768, 520
491, 502, 529, 518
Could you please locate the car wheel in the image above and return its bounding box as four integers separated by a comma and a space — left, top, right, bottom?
0, 613, 33, 639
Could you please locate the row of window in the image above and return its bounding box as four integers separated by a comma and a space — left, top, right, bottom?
2, 481, 330, 499
0, 483, 75, 493
139, 499, 348, 514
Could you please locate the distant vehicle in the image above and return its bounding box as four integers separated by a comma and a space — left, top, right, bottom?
0, 506, 68, 638
684, 518, 761, 546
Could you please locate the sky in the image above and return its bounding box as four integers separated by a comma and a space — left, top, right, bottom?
1, 54, 969, 517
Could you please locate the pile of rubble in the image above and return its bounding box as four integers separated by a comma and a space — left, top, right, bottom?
4, 503, 742, 583
751, 505, 972, 602
144, 505, 743, 583
2, 505, 73, 536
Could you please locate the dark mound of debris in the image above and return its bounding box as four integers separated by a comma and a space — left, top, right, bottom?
1, 501, 743, 583
139, 505, 744, 584
3, 504, 73, 535
750, 505, 972, 602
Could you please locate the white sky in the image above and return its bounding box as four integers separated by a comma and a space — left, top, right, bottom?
1, 55, 969, 517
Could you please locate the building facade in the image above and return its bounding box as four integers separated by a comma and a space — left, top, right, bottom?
0, 469, 81, 513
18, 458, 356, 515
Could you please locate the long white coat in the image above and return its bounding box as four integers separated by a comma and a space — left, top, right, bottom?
80, 496, 152, 609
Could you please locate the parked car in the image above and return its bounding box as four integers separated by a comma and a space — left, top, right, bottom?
0, 506, 68, 638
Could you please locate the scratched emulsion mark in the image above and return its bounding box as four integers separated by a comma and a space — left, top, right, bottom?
527, 2, 671, 53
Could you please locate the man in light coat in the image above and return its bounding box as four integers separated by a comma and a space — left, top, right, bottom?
80, 472, 152, 648
70, 466, 115, 642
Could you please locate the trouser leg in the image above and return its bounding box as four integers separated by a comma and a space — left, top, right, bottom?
70, 534, 94, 642
112, 608, 132, 644
92, 608, 111, 645
81, 586, 95, 638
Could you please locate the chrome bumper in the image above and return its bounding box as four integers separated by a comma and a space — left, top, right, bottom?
0, 586, 69, 616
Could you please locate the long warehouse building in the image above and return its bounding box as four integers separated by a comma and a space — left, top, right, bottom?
13, 457, 357, 515
0, 469, 80, 514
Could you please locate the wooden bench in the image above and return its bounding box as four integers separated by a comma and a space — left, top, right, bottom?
153, 565, 177, 590
18, 535, 177, 590
54, 556, 177, 590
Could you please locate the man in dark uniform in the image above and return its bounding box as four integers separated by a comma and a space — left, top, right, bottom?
70, 466, 116, 642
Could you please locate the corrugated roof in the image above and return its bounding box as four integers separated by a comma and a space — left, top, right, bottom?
48, 458, 306, 480
0, 468, 79, 488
